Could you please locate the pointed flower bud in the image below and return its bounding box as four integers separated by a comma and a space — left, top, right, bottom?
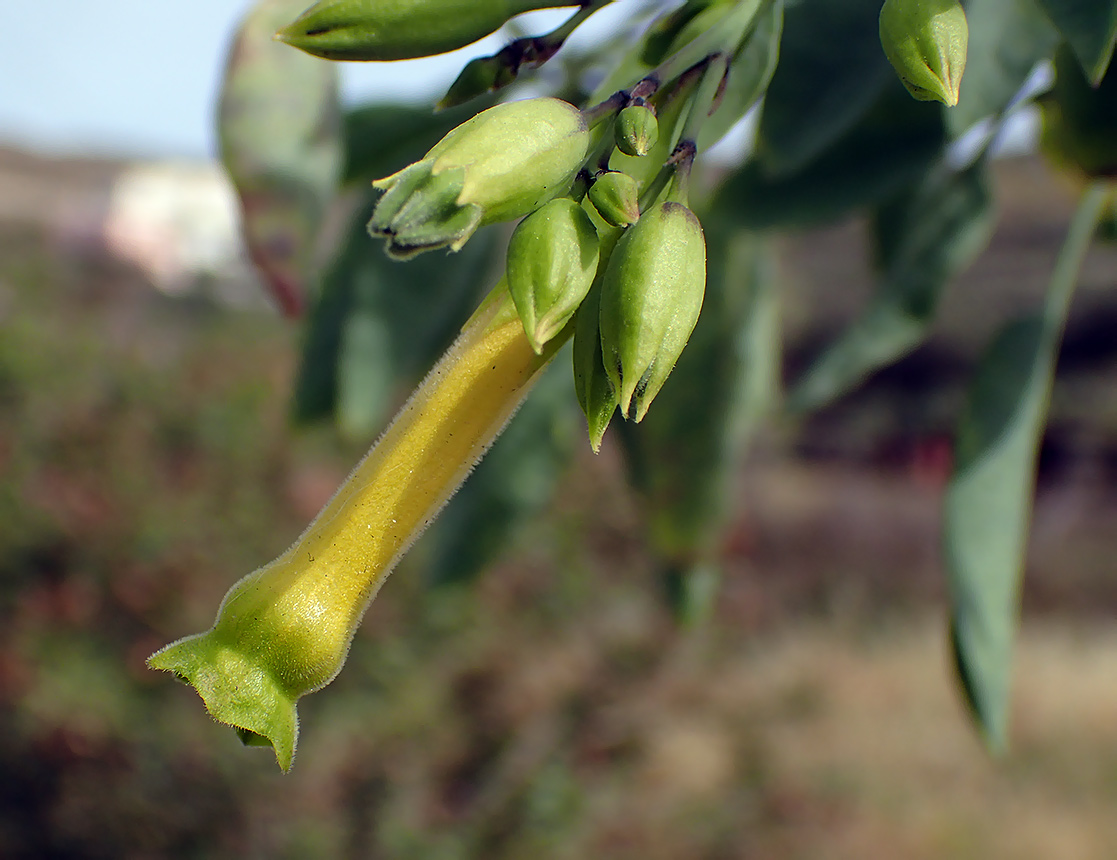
587, 171, 641, 227
879, 0, 968, 107
615, 104, 659, 157
573, 280, 618, 452
276, 0, 570, 62
369, 98, 590, 259
149, 283, 566, 770
507, 198, 600, 354
599, 202, 707, 422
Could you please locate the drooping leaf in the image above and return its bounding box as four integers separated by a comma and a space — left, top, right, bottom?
617, 224, 778, 625
949, 0, 1058, 135
716, 79, 945, 229
944, 184, 1108, 751
292, 190, 498, 433
1035, 0, 1117, 83
755, 0, 893, 177
788, 159, 993, 413
219, 0, 342, 317
1040, 43, 1117, 179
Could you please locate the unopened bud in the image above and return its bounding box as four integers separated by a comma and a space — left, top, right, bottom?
507, 198, 601, 353
277, 0, 571, 62
369, 98, 590, 258
587, 171, 641, 227
879, 0, 968, 106
599, 202, 706, 422
615, 104, 659, 157
573, 280, 617, 451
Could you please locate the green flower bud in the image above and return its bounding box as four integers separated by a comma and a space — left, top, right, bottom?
276, 0, 572, 62
572, 280, 617, 452
369, 98, 590, 258
587, 171, 641, 227
615, 104, 659, 157
149, 283, 567, 770
599, 202, 707, 423
879, 0, 968, 106
507, 198, 600, 354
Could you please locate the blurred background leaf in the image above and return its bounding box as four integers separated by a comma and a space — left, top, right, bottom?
218, 0, 342, 317
1034, 0, 1117, 83
788, 158, 994, 413
944, 184, 1109, 751
717, 79, 946, 229
949, 0, 1058, 136
753, 0, 891, 177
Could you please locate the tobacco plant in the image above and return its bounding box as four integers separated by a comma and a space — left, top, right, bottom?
150, 0, 1117, 769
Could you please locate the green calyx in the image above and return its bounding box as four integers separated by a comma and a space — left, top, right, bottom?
276, 0, 575, 62
147, 553, 366, 772
507, 198, 601, 354
587, 171, 641, 227
367, 160, 483, 259
879, 0, 968, 106
369, 98, 590, 258
599, 201, 707, 422
615, 104, 660, 157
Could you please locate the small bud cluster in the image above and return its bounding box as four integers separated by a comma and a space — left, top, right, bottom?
362, 86, 706, 438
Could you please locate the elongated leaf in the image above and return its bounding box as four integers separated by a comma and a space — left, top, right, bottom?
1035, 0, 1117, 83
950, 0, 1058, 135
755, 0, 892, 176
342, 100, 488, 186
219, 0, 342, 317
424, 361, 577, 587
716, 80, 945, 229
788, 159, 993, 413
617, 224, 778, 624
697, 0, 783, 153
944, 184, 1108, 750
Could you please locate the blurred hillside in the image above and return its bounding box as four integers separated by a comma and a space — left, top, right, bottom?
1, 144, 1116, 858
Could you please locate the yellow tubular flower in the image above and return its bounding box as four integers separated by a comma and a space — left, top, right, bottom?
148, 283, 567, 771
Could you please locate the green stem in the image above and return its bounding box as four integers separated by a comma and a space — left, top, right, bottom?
636, 53, 729, 210
1043, 183, 1108, 334
638, 0, 762, 94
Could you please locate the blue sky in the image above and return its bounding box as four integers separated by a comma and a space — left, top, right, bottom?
0, 1, 598, 159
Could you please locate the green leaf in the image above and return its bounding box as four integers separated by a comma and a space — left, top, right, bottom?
341, 100, 486, 187
1035, 0, 1117, 83
292, 191, 498, 433
949, 0, 1058, 135
788, 159, 993, 413
219, 0, 342, 317
944, 184, 1108, 751
716, 80, 945, 229
755, 0, 893, 177
424, 361, 577, 587
697, 0, 784, 152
